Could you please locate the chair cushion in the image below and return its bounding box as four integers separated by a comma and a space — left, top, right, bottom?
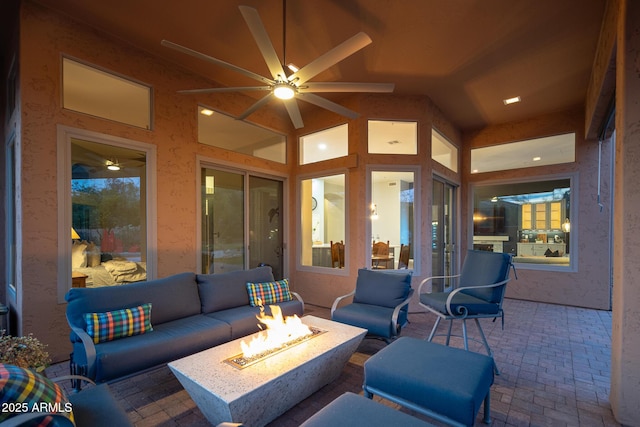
420, 291, 500, 316
197, 266, 275, 313
353, 269, 412, 308
246, 279, 292, 306
332, 303, 403, 339
84, 303, 153, 344
69, 383, 132, 427
458, 250, 511, 302
0, 363, 74, 426
300, 392, 435, 427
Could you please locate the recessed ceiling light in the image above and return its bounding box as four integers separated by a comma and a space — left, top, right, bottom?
286, 63, 299, 73
318, 143, 327, 150
200, 108, 214, 116
472, 169, 479, 173
503, 96, 521, 105
533, 156, 541, 161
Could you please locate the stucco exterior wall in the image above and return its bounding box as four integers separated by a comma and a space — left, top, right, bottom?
18, 1, 293, 360
462, 109, 612, 310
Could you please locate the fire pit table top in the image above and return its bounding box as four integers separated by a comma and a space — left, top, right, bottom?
168, 315, 366, 427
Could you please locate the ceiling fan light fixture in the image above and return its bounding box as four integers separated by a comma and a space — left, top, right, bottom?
106, 160, 120, 171
273, 83, 296, 99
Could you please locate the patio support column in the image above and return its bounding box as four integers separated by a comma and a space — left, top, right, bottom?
611, 0, 640, 424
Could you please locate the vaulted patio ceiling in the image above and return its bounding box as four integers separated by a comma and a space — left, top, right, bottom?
32, 0, 606, 131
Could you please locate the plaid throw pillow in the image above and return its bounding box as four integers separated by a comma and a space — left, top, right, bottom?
84, 303, 153, 344
0, 363, 74, 426
246, 279, 293, 307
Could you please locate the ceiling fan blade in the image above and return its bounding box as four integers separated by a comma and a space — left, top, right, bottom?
300, 82, 395, 93
297, 93, 360, 119
237, 93, 273, 120
238, 6, 287, 81
161, 39, 273, 85
283, 99, 304, 129
178, 86, 272, 94
290, 32, 372, 85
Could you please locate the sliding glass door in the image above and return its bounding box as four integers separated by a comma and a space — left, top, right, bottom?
201, 168, 284, 278
432, 177, 457, 291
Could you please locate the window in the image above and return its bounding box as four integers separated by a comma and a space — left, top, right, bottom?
473, 178, 573, 268
62, 57, 152, 129
432, 128, 458, 172
58, 127, 156, 300
299, 174, 346, 269
299, 124, 348, 165
198, 106, 286, 164
471, 133, 575, 174
369, 169, 418, 271
368, 120, 417, 154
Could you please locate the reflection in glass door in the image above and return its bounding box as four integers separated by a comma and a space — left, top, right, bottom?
201, 168, 283, 278
249, 176, 283, 280
432, 178, 456, 292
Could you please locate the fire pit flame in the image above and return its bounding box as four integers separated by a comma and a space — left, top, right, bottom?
224, 304, 326, 369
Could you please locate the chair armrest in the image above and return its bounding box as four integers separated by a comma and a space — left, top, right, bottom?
330, 290, 355, 316
445, 278, 511, 317
390, 289, 414, 334
50, 374, 97, 388
418, 274, 460, 294
291, 291, 304, 313
66, 312, 97, 380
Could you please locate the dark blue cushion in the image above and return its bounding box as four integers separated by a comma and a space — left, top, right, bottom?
92, 315, 229, 382
66, 272, 200, 331
458, 250, 511, 302
353, 269, 412, 308
419, 291, 500, 316
332, 303, 404, 338
207, 300, 303, 339
300, 392, 435, 427
196, 266, 275, 313
364, 337, 494, 426
69, 384, 132, 427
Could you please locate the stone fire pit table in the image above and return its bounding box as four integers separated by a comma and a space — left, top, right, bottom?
168, 316, 367, 427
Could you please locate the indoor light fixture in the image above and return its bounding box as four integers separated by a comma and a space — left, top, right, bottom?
106, 160, 121, 171
71, 228, 81, 240
503, 96, 521, 105
491, 196, 499, 202
273, 83, 295, 100
200, 108, 214, 116
532, 156, 541, 161
370, 203, 379, 220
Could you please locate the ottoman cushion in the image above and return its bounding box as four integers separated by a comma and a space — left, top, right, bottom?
364, 337, 494, 426
300, 392, 435, 427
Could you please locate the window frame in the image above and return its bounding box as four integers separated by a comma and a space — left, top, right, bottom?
470, 173, 577, 272
297, 170, 349, 274
299, 124, 349, 165
57, 126, 157, 302
366, 165, 421, 274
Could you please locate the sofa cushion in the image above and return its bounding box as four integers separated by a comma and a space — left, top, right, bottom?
246, 279, 292, 306
353, 269, 412, 308
84, 303, 153, 344
66, 272, 200, 331
0, 363, 74, 425
92, 315, 230, 382
196, 266, 275, 313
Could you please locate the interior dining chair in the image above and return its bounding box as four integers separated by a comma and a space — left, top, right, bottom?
372, 240, 392, 269
418, 250, 516, 374
398, 243, 410, 269
330, 240, 345, 268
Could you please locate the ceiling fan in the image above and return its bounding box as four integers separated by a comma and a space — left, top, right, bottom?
161, 4, 394, 129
